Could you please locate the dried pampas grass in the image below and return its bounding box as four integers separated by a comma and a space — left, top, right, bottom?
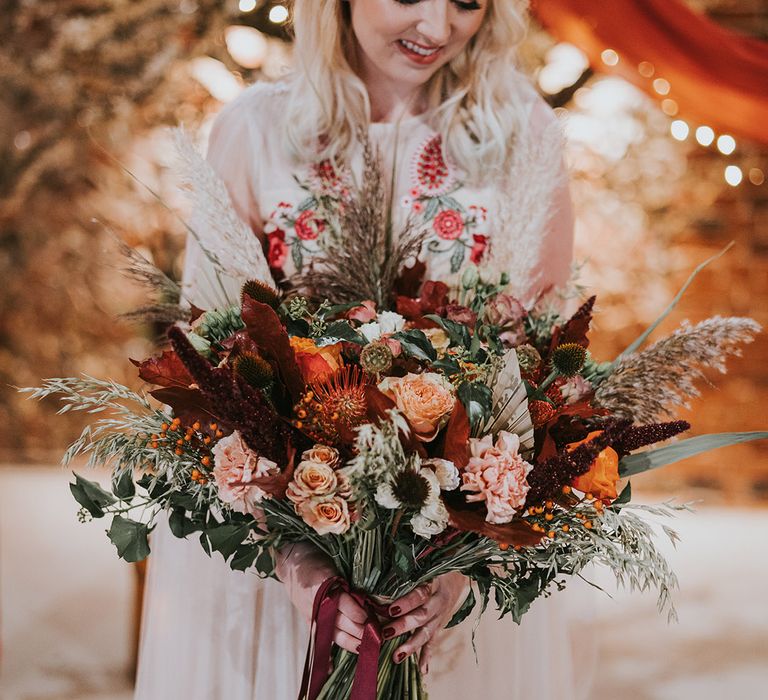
294, 131, 427, 307
594, 316, 762, 423
171, 127, 274, 290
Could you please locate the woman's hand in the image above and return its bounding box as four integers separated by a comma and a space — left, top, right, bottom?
274, 542, 368, 655
384, 572, 470, 674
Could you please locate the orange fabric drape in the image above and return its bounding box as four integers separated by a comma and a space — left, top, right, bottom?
532, 0, 768, 145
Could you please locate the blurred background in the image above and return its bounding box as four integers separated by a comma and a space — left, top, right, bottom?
1, 1, 766, 699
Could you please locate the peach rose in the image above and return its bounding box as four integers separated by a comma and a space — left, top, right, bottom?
568, 431, 620, 501
289, 336, 343, 383
301, 445, 341, 469
378, 372, 456, 442
461, 431, 532, 524
286, 460, 338, 504
212, 430, 278, 516
297, 495, 351, 535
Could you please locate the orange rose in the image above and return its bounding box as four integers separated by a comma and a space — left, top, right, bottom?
297, 495, 351, 535
289, 336, 343, 383
568, 430, 620, 501
378, 372, 456, 442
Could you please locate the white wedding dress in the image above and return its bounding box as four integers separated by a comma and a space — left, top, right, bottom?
135, 79, 595, 699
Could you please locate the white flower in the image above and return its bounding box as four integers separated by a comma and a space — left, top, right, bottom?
377, 310, 406, 335
374, 465, 449, 539
423, 458, 460, 491
359, 321, 382, 343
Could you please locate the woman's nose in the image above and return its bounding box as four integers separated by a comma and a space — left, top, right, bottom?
415, 0, 452, 46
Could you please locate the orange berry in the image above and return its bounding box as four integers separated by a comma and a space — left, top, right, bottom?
215, 430, 223, 438
209, 422, 218, 431
203, 436, 211, 445
175, 448, 183, 456
161, 423, 169, 431
499, 543, 510, 551
201, 456, 211, 467
199, 478, 208, 485
151, 441, 159, 449
562, 485, 571, 494
545, 500, 554, 510
295, 421, 303, 429
562, 524, 570, 533
184, 435, 192, 442
585, 493, 594, 501
548, 531, 556, 539
192, 421, 201, 431
191, 469, 201, 481
176, 438, 184, 446
584, 520, 593, 529
514, 545, 523, 552
545, 513, 554, 521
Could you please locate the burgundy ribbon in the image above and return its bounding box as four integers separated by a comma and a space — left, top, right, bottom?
298, 577, 386, 700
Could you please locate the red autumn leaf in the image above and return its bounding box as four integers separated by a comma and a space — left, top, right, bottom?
132, 351, 194, 389
440, 401, 470, 468
444, 503, 545, 547
149, 387, 219, 426
550, 296, 596, 351
241, 296, 304, 402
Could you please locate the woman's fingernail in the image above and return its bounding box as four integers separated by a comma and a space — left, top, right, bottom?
395, 652, 406, 663
390, 606, 401, 616
383, 627, 395, 639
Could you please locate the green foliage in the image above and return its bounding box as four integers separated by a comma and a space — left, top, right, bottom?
108, 515, 151, 562
457, 381, 493, 429
70, 473, 116, 518
392, 329, 438, 362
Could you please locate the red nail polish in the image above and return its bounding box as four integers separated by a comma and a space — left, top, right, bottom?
383, 627, 395, 639
390, 606, 401, 616
396, 652, 406, 663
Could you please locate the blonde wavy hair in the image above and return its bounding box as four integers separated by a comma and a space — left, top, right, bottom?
284, 0, 533, 185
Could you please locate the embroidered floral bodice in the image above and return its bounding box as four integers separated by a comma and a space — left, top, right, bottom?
199, 81, 573, 299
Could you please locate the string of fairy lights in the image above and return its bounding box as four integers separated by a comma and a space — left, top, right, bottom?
597, 47, 765, 188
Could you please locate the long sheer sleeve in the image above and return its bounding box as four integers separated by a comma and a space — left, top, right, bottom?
527, 97, 575, 298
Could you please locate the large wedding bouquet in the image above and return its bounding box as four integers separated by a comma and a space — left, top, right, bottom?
24, 131, 766, 699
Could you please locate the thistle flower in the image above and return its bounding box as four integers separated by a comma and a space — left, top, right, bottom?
233, 351, 274, 390
360, 342, 393, 375
594, 316, 761, 423
241, 280, 281, 309
551, 343, 587, 377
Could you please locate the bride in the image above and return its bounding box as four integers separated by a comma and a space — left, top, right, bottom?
135, 0, 590, 697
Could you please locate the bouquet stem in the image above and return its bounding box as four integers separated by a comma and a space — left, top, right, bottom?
314, 637, 425, 700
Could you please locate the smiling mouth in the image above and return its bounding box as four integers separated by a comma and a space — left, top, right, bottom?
397, 39, 443, 57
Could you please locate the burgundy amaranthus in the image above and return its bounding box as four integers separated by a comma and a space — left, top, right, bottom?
168, 326, 295, 464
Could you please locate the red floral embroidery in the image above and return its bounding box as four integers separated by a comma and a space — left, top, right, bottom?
470, 234, 488, 264
414, 135, 452, 195
267, 230, 288, 269
294, 209, 325, 241
433, 209, 464, 240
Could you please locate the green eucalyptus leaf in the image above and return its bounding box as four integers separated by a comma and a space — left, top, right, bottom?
611, 481, 632, 509
169, 508, 202, 538
619, 431, 768, 478
107, 515, 151, 562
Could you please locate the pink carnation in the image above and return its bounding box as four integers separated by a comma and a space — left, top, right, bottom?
461, 431, 532, 524
212, 431, 278, 516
